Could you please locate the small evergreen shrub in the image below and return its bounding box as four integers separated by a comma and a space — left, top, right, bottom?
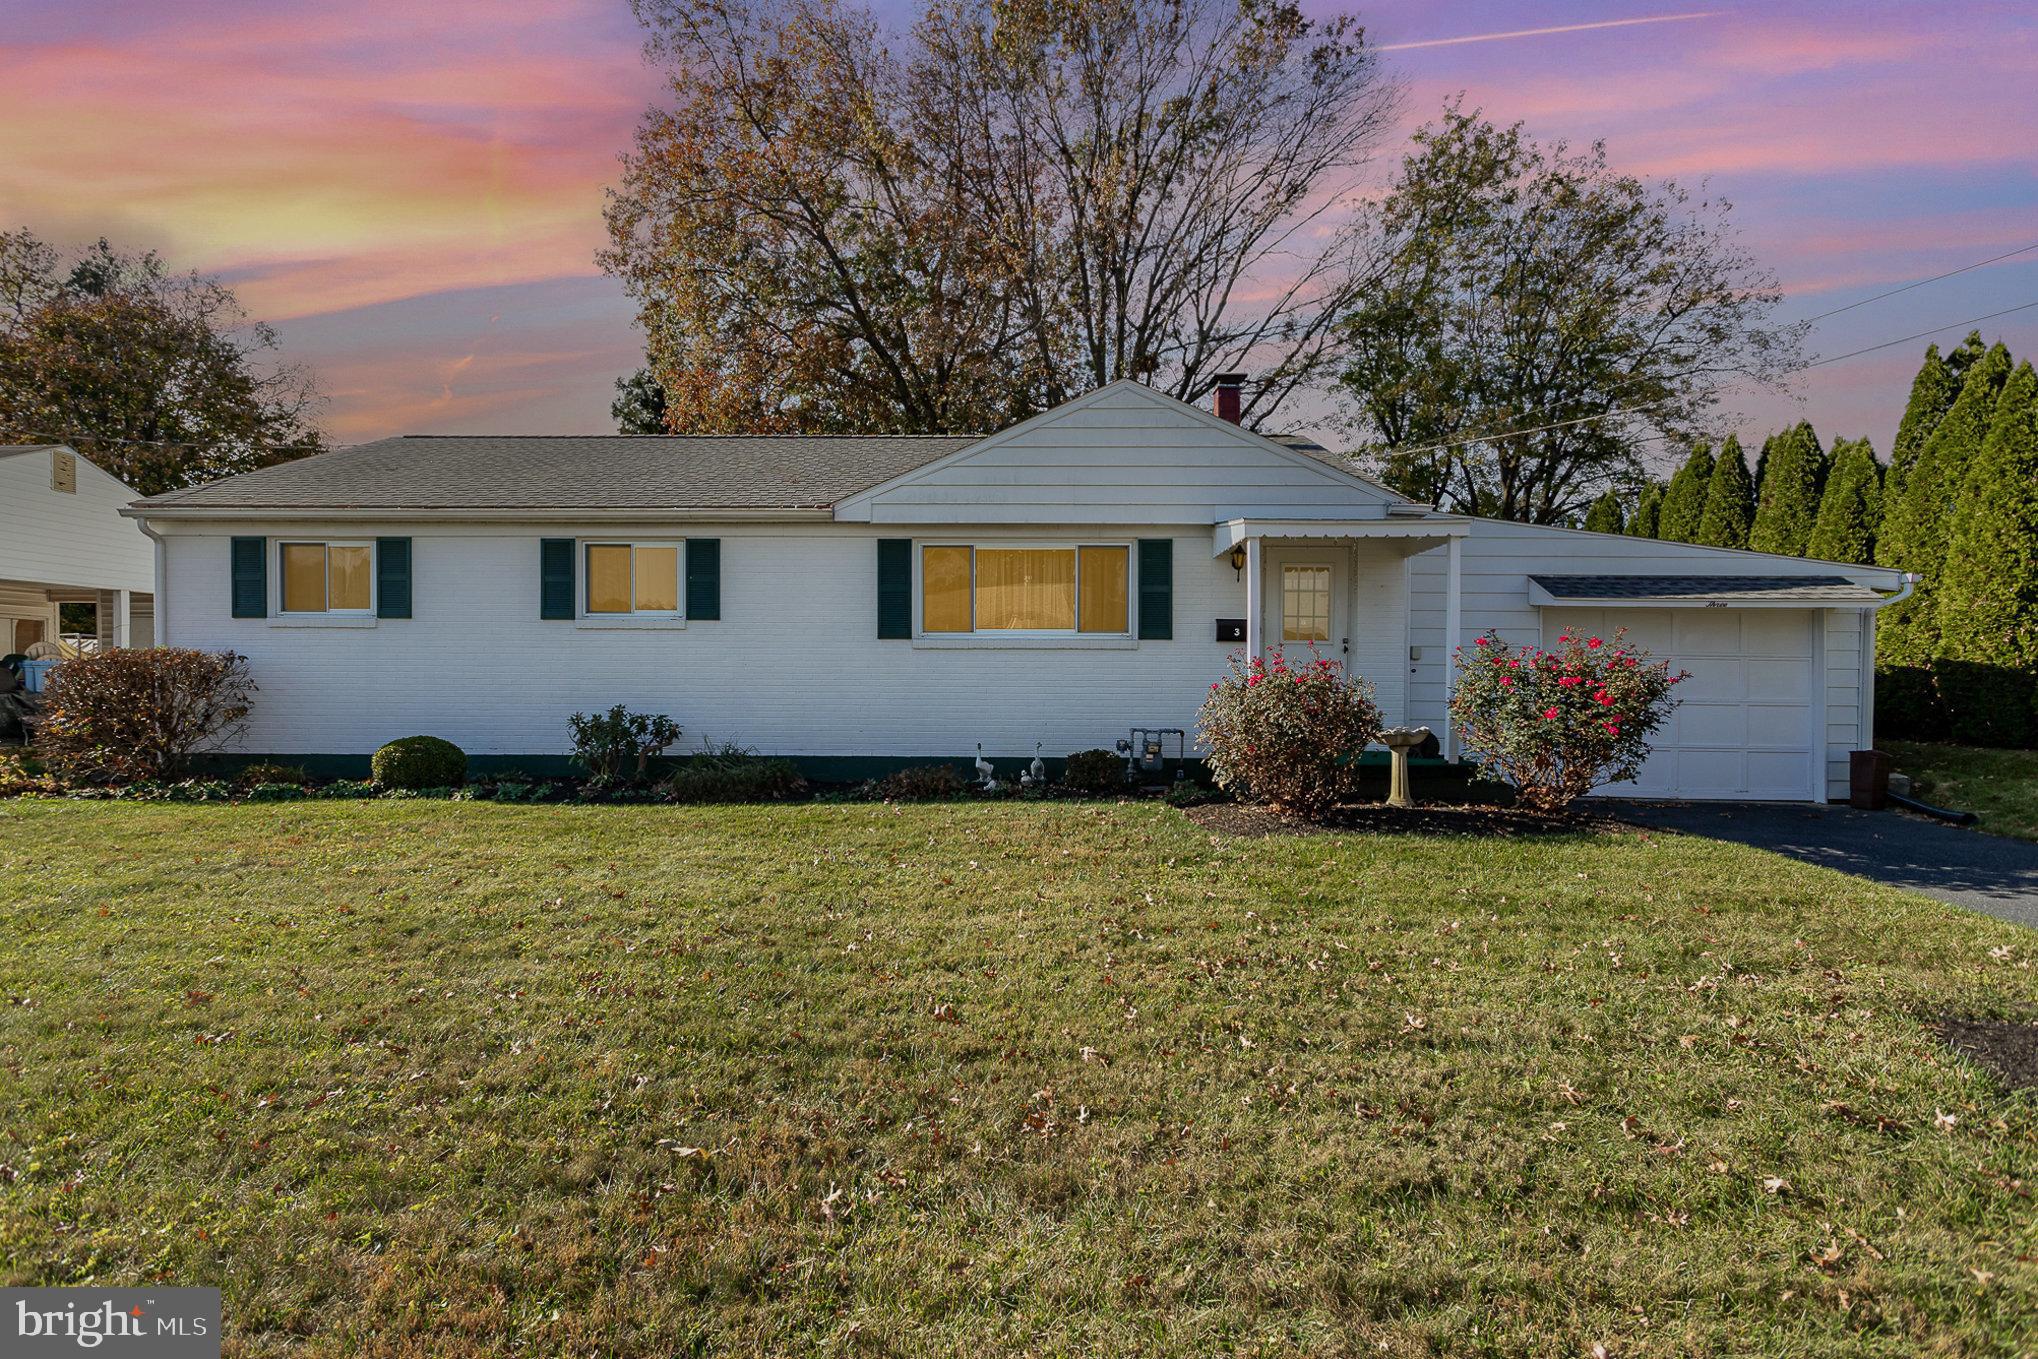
1062, 749, 1126, 794
568, 706, 682, 781
1197, 651, 1383, 818
36, 647, 254, 784
879, 764, 966, 800
239, 762, 309, 787
371, 736, 468, 790
313, 779, 381, 800
1449, 630, 1684, 812
245, 782, 307, 802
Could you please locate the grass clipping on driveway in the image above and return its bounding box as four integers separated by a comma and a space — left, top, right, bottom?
0, 801, 2032, 1357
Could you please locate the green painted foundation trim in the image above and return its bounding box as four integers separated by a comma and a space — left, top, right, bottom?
193, 751, 1469, 786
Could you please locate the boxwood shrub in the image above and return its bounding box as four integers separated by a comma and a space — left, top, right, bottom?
371, 736, 467, 790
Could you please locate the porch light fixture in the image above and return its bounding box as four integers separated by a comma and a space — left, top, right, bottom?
1228, 544, 1247, 579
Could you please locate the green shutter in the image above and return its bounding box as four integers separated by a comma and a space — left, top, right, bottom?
686, 538, 720, 620
375, 537, 412, 619
877, 539, 911, 638
230, 536, 266, 618
540, 538, 574, 620
1137, 538, 1172, 640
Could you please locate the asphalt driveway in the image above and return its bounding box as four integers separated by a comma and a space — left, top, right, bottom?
1611, 800, 2038, 929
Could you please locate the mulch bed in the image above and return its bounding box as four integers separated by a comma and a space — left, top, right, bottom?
1183, 800, 1612, 839
1936, 1017, 2038, 1092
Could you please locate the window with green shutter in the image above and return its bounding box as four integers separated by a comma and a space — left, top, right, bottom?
376, 538, 412, 619
1137, 538, 1173, 639
877, 539, 911, 638
686, 539, 720, 620
539, 539, 575, 619
230, 537, 267, 618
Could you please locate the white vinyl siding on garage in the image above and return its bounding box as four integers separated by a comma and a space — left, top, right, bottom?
1541, 607, 1819, 801
1406, 519, 1899, 802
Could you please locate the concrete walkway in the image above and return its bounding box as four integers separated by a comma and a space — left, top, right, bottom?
1609, 800, 2038, 930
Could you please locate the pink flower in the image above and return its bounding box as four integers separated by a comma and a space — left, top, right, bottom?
1587, 637, 1603, 649
1558, 633, 1571, 642
1594, 691, 1615, 706
1475, 636, 1490, 646
1541, 706, 1560, 720
1602, 721, 1620, 735
1500, 677, 1513, 687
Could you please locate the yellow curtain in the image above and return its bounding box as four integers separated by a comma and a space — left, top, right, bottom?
280, 543, 326, 612
634, 546, 678, 612
922, 546, 973, 632
586, 545, 632, 613
1282, 564, 1331, 642
976, 548, 1075, 630
329, 545, 372, 611
1078, 546, 1128, 633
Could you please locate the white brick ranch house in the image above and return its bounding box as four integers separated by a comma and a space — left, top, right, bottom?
124, 378, 1909, 800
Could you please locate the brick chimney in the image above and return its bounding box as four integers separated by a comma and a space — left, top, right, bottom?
1212, 372, 1245, 424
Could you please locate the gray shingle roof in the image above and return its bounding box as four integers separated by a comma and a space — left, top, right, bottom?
134, 434, 983, 511
1531, 574, 1887, 603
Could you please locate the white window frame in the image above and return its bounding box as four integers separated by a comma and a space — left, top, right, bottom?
915, 540, 1135, 640
1279, 561, 1334, 645
277, 540, 376, 617
580, 540, 685, 620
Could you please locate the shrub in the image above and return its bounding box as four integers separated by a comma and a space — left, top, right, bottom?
1449, 629, 1685, 812
879, 763, 966, 800
245, 782, 306, 802
239, 761, 309, 787
664, 744, 808, 804
312, 779, 381, 800
36, 647, 255, 784
371, 736, 468, 790
1197, 651, 1383, 817
568, 706, 682, 781
1062, 748, 1126, 795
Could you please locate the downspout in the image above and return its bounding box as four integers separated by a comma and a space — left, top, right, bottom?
136, 517, 167, 648
1866, 572, 1919, 611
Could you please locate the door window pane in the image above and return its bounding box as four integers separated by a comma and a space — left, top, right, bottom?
633, 546, 679, 612
1078, 546, 1128, 633
922, 546, 973, 632
586, 545, 632, 614
1281, 564, 1331, 643
975, 548, 1075, 630
281, 544, 326, 612
329, 545, 372, 611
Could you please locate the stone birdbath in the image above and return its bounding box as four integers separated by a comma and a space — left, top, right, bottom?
1379, 727, 1433, 809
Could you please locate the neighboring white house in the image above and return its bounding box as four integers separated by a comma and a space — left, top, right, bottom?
1, 444, 155, 657
124, 379, 1908, 800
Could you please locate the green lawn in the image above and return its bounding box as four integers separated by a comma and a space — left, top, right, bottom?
0, 801, 2032, 1357
1886, 740, 2038, 843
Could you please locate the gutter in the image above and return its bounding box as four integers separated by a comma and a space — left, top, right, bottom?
1866, 573, 1920, 610
118, 505, 839, 524
134, 517, 168, 646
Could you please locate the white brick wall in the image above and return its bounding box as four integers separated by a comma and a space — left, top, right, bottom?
161, 521, 1423, 760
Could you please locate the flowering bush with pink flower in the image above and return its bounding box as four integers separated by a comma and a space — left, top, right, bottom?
1448, 629, 1686, 812
1197, 650, 1383, 817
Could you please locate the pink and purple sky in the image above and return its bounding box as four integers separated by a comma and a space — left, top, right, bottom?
3, 1, 2034, 462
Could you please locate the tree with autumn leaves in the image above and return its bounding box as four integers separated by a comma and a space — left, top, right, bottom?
603, 0, 1397, 434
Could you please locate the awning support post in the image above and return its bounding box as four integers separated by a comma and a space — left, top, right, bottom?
1244, 536, 1263, 662
1443, 536, 1462, 762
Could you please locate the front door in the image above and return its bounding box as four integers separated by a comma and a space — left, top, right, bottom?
1264, 549, 1348, 665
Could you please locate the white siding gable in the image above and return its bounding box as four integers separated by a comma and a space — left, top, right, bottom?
0, 446, 153, 593
835, 380, 1405, 525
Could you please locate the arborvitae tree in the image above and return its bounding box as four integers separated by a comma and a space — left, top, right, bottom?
1876, 341, 2015, 735
1748, 421, 1827, 555
1804, 437, 1883, 564
1695, 433, 1754, 548
1885, 342, 1958, 505
1942, 329, 1989, 392
1752, 433, 1773, 502
1583, 489, 1625, 534
1627, 482, 1663, 538
1657, 443, 1714, 543
1934, 360, 2038, 746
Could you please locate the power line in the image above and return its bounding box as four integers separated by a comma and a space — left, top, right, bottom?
1798, 241, 2038, 326
1369, 296, 2038, 462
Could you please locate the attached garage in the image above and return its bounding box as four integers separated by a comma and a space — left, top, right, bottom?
1530, 575, 1894, 803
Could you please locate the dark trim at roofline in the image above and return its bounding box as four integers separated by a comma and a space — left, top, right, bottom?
123, 505, 840, 522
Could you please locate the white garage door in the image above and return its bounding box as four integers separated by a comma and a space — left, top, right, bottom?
1540, 607, 1820, 801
